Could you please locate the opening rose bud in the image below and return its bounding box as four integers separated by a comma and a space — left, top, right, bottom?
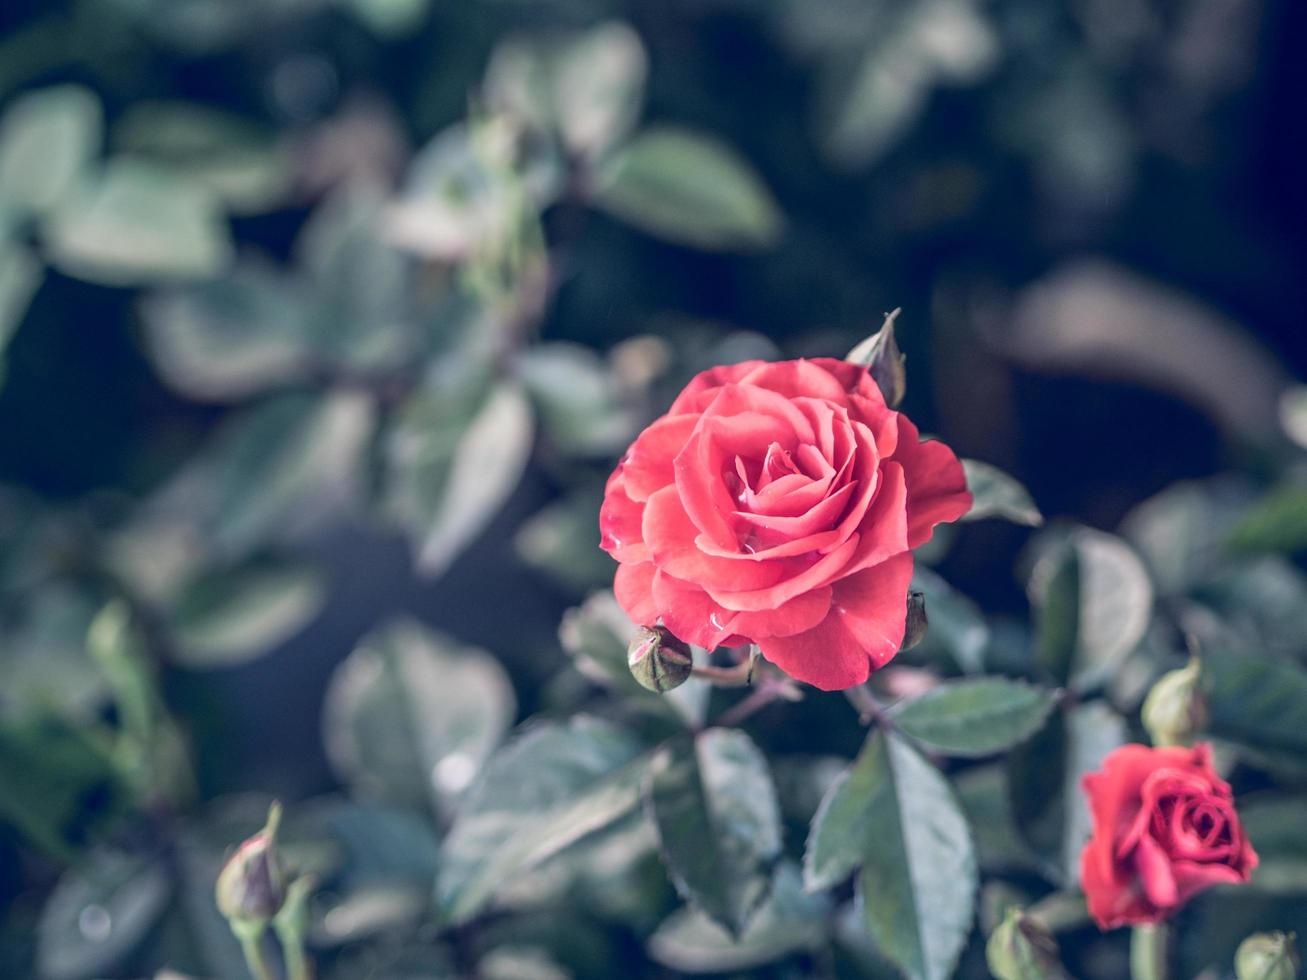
599, 358, 971, 691
215, 802, 287, 929
1080, 743, 1258, 930
1141, 657, 1207, 748
986, 907, 1069, 980
1235, 931, 1300, 980
628, 625, 693, 693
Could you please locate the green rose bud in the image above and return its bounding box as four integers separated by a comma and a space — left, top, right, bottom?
986, 908, 1070, 980
627, 625, 693, 693
215, 802, 286, 932
1235, 931, 1300, 980
901, 591, 928, 651
846, 307, 907, 408
1142, 657, 1206, 748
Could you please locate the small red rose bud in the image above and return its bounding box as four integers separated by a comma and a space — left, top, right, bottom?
215, 802, 286, 931
628, 625, 693, 693
1142, 657, 1206, 748
1236, 931, 1300, 980
986, 907, 1070, 980
900, 591, 928, 651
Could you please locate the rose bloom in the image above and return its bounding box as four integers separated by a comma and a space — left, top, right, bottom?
598, 358, 971, 690
1080, 742, 1258, 930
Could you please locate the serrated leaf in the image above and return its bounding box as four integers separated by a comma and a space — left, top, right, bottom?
437, 717, 653, 924
596, 127, 783, 250
961, 459, 1043, 527
167, 559, 327, 666
36, 849, 172, 980
830, 731, 976, 980
1008, 700, 1125, 884
42, 160, 233, 285
1028, 528, 1153, 690
1228, 483, 1307, 556
647, 862, 828, 974
889, 677, 1058, 757
323, 618, 516, 816
909, 567, 990, 673
0, 85, 102, 217
648, 729, 782, 935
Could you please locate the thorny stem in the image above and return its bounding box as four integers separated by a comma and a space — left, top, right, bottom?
844, 683, 891, 727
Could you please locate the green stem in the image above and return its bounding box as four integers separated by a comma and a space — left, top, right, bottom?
279, 935, 310, 980
691, 662, 754, 687
238, 931, 275, 980
1131, 923, 1169, 980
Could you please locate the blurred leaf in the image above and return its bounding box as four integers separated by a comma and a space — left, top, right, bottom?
517, 343, 635, 456
166, 559, 327, 667
205, 389, 376, 554
953, 764, 1043, 875
479, 947, 571, 980
515, 487, 613, 594
437, 716, 654, 924
36, 849, 172, 980
1204, 648, 1307, 762
1229, 484, 1307, 555
0, 585, 106, 723
0, 241, 42, 354
1008, 700, 1125, 885
648, 862, 829, 974
1282, 386, 1307, 450
1028, 528, 1153, 691
141, 262, 313, 402
42, 160, 233, 285
1240, 795, 1307, 894
113, 101, 289, 213
648, 730, 782, 935
1120, 479, 1251, 596
323, 618, 516, 816
806, 730, 975, 980
341, 0, 430, 36
390, 377, 534, 576
0, 85, 102, 217
595, 127, 783, 250
553, 22, 648, 159
961, 459, 1043, 527
909, 567, 989, 673
888, 678, 1058, 757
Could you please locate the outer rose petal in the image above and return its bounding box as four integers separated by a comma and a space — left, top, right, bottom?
621, 414, 698, 502
668, 361, 764, 415
758, 552, 913, 690
599, 475, 648, 563
652, 571, 746, 649
613, 561, 659, 626
894, 415, 972, 548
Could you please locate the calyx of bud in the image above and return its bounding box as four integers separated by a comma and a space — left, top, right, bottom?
1235, 931, 1300, 980
1142, 657, 1207, 748
901, 591, 928, 651
847, 308, 907, 408
986, 908, 1070, 980
628, 625, 693, 693
215, 802, 286, 933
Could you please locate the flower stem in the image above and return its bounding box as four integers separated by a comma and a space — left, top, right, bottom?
712, 676, 803, 728
844, 684, 890, 727
691, 662, 755, 687
1131, 923, 1169, 980
238, 930, 275, 980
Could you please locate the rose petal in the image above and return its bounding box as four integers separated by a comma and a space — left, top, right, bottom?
652, 570, 745, 649
614, 561, 659, 626
643, 486, 785, 592
599, 475, 649, 563
1133, 835, 1179, 910
622, 414, 698, 502
668, 361, 763, 415
893, 415, 971, 548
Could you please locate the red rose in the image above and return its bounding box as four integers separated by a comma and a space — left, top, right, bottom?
1080, 743, 1258, 930
598, 357, 971, 690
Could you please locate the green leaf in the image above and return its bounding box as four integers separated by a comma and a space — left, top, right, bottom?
344, 0, 430, 36
648, 730, 782, 935
515, 487, 614, 594
1119, 478, 1250, 596
167, 559, 327, 667
889, 678, 1058, 757
390, 378, 535, 576
203, 389, 376, 554
961, 459, 1043, 527
953, 764, 1044, 876
909, 567, 990, 673
846, 308, 906, 408
0, 84, 102, 217
552, 22, 648, 159
36, 849, 172, 980
647, 862, 829, 974
1240, 795, 1307, 894
113, 101, 289, 213
1008, 700, 1125, 884
517, 343, 635, 456
1204, 648, 1307, 760
0, 241, 42, 354
436, 716, 653, 924
830, 731, 976, 980
42, 160, 233, 285
596, 127, 783, 250
323, 618, 516, 816
140, 262, 313, 402
1028, 528, 1153, 690
1228, 484, 1307, 555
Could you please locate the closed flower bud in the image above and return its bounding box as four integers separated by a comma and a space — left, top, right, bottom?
1235, 931, 1299, 980
846, 308, 907, 408
628, 626, 693, 693
215, 802, 286, 931
901, 591, 928, 651
1142, 657, 1206, 748
986, 908, 1070, 980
